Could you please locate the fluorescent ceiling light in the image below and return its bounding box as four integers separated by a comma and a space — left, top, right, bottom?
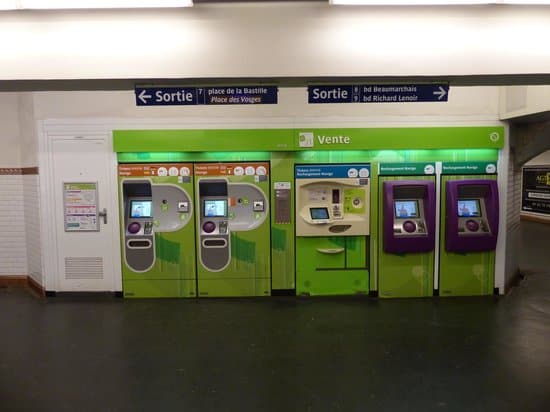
330, 0, 550, 4
0, 0, 193, 10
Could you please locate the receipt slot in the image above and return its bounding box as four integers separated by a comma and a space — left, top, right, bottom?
445, 180, 499, 253
119, 163, 196, 298
383, 180, 436, 254
439, 177, 499, 296
378, 177, 436, 298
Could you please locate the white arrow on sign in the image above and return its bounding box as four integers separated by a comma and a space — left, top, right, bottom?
433, 86, 447, 100
138, 89, 152, 104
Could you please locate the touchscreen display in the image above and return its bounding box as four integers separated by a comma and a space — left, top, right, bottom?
130, 200, 152, 218
394, 200, 418, 218
310, 207, 330, 220
204, 199, 227, 217
457, 199, 481, 217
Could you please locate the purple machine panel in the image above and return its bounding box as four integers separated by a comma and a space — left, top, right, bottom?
383, 180, 436, 254
445, 179, 499, 253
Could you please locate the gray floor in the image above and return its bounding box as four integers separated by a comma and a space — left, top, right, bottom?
1, 222, 549, 412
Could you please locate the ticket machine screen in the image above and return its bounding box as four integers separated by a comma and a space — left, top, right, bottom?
457, 199, 481, 217
394, 200, 419, 218
204, 199, 227, 217
130, 200, 152, 218
310, 207, 330, 220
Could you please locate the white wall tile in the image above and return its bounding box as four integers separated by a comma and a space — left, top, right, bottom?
0, 174, 27, 275
23, 175, 42, 284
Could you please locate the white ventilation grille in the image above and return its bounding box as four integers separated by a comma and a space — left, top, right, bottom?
64, 257, 104, 280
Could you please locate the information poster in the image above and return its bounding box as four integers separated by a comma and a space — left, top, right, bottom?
522, 167, 550, 215
63, 182, 99, 232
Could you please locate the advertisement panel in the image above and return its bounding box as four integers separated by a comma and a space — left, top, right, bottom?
522, 167, 550, 215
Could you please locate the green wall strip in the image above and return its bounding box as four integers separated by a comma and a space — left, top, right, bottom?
114, 129, 295, 152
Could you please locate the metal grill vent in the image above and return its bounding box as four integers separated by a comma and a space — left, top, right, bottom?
64, 257, 104, 280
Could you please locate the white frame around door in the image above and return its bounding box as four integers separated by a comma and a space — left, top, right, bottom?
39, 123, 122, 292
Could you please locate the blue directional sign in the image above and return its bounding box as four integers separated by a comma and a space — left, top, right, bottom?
135, 86, 278, 106
308, 84, 449, 104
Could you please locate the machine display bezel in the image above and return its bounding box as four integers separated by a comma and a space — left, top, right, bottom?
204, 199, 228, 217
457, 199, 481, 217
394, 200, 419, 218
129, 200, 153, 218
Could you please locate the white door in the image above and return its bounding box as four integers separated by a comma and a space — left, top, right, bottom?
50, 135, 121, 291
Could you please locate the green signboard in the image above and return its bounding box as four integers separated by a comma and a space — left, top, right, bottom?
113, 126, 505, 153
379, 162, 436, 176
441, 162, 497, 175
295, 127, 504, 151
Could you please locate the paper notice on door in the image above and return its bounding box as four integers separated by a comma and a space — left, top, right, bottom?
63, 182, 99, 232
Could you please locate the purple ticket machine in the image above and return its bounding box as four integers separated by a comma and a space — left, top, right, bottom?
383, 180, 436, 254
445, 179, 499, 253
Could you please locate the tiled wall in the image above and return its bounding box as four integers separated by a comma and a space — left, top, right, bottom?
23, 173, 42, 284
0, 168, 42, 284
504, 151, 522, 290
0, 171, 27, 275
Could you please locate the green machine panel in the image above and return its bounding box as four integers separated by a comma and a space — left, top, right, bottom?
378, 173, 435, 298
194, 162, 271, 297
270, 153, 296, 291
296, 237, 369, 296
119, 163, 196, 298
439, 173, 497, 296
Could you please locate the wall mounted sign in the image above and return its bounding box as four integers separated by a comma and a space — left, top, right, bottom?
441, 162, 497, 175
308, 84, 449, 104
63, 182, 99, 232
295, 164, 370, 179
135, 86, 278, 106
522, 167, 550, 215
379, 163, 436, 176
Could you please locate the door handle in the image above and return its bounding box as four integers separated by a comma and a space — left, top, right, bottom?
98, 208, 107, 224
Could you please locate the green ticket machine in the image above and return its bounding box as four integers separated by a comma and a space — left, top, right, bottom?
295, 164, 371, 296
378, 170, 437, 298
194, 162, 271, 297
439, 166, 499, 296
119, 163, 196, 298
